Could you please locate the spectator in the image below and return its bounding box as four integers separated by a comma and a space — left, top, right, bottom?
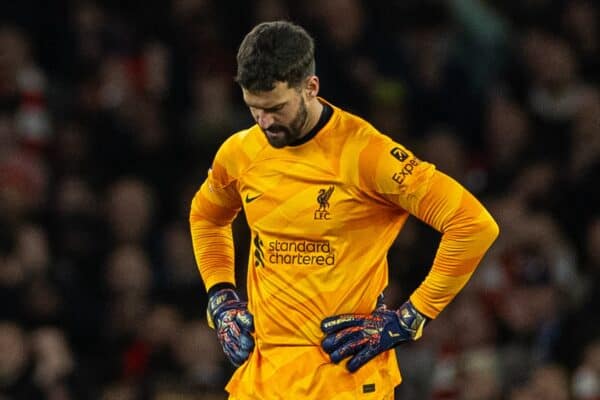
0, 321, 45, 398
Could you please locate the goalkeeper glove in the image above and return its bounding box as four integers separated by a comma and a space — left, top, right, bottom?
207, 287, 255, 367
321, 300, 427, 372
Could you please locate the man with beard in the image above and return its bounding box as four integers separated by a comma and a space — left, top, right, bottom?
190, 21, 499, 399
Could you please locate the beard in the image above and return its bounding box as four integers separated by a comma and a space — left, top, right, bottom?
262, 98, 309, 148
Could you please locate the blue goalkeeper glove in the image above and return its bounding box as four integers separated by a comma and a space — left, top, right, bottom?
321, 300, 427, 372
207, 287, 255, 367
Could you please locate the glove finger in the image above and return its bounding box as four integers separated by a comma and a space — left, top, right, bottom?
239, 332, 255, 352
328, 336, 369, 364
322, 326, 364, 353
225, 347, 250, 367
346, 346, 378, 373
222, 334, 252, 366
321, 314, 365, 334
222, 325, 253, 350
236, 310, 255, 332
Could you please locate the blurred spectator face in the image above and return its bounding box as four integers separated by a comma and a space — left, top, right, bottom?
511, 162, 555, 204
540, 39, 576, 87
459, 348, 501, 400
563, 1, 598, 53
0, 114, 47, 219
0, 248, 23, 287
451, 295, 496, 349
369, 80, 406, 141
509, 386, 536, 400
17, 223, 49, 275
193, 74, 234, 126
140, 304, 182, 347
109, 295, 149, 340
171, 321, 225, 387
106, 244, 152, 294
172, 0, 210, 22
0, 322, 28, 383
106, 178, 155, 243
142, 42, 169, 99
485, 95, 529, 167
318, 0, 365, 47
487, 195, 527, 241
30, 327, 74, 387
406, 23, 450, 90
54, 121, 91, 172
570, 91, 600, 176
572, 340, 600, 400
255, 0, 290, 23
99, 56, 135, 109
528, 365, 570, 400
126, 97, 166, 152
0, 26, 29, 92
101, 381, 140, 400
422, 129, 465, 180
586, 341, 600, 372
53, 176, 102, 263
73, 1, 105, 62
0, 153, 47, 219
497, 286, 543, 335
55, 176, 97, 216
522, 33, 575, 88
25, 277, 63, 324
163, 224, 197, 284
524, 32, 593, 121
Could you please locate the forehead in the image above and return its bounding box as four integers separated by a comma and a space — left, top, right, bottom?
242, 81, 298, 108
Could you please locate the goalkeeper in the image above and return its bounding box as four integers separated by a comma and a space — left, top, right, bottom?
190, 20, 499, 399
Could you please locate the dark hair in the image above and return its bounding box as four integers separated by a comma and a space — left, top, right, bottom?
236, 21, 315, 92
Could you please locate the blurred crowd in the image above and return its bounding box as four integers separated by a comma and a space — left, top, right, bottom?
0, 0, 598, 399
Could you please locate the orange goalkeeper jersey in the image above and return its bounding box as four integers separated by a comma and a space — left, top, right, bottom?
190, 99, 499, 399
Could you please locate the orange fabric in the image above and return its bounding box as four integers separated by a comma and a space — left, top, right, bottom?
189, 99, 498, 399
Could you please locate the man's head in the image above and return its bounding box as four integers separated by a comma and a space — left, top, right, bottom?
236, 21, 320, 148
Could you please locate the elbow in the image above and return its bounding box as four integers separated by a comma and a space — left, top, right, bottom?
189, 205, 201, 225
480, 214, 500, 249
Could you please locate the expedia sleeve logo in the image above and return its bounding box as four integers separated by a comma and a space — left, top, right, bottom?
390, 147, 409, 162
314, 186, 334, 220
389, 146, 420, 185
391, 158, 420, 185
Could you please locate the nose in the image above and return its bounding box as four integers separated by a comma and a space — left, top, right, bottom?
255, 110, 274, 130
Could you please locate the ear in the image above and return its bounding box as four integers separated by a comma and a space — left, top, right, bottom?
305, 76, 320, 98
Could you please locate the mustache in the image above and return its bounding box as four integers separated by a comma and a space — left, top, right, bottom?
265, 125, 289, 133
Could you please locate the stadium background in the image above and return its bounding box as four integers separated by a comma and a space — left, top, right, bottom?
0, 0, 598, 398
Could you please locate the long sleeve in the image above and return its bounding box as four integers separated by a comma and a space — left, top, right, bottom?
189, 149, 243, 291
357, 134, 499, 319
190, 187, 237, 291
404, 170, 499, 318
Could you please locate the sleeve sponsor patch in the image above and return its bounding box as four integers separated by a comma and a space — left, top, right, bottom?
390, 147, 409, 162
391, 158, 420, 185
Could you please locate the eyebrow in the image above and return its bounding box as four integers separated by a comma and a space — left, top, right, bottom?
245, 101, 287, 112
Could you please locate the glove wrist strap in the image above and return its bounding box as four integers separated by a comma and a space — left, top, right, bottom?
397, 301, 427, 340
207, 288, 240, 329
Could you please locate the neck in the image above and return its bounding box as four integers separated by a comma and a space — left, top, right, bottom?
300, 98, 324, 136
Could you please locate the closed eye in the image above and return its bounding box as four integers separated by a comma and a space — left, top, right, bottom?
263, 104, 285, 113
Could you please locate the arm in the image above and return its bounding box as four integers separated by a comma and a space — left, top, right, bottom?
190, 160, 254, 367
189, 181, 237, 291
402, 169, 500, 318
321, 137, 499, 371
362, 138, 499, 317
